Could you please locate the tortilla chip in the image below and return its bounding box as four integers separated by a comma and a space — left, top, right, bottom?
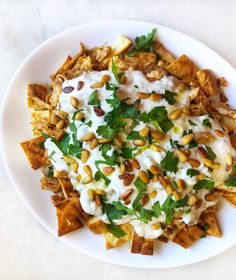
104, 223, 133, 250
166, 54, 198, 82
20, 136, 49, 170
112, 35, 132, 55
27, 83, 51, 110
40, 176, 61, 193
200, 212, 221, 237
87, 217, 107, 234
196, 69, 220, 96
56, 197, 84, 236
173, 225, 203, 249
153, 41, 176, 64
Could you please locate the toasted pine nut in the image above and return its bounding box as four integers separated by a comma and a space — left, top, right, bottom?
113, 135, 123, 148
133, 139, 146, 146
124, 160, 133, 172
55, 170, 68, 179
139, 126, 150, 137
124, 199, 131, 205
82, 175, 93, 184
159, 176, 167, 187
123, 174, 134, 186
95, 194, 101, 206
149, 165, 160, 175
96, 189, 106, 195
183, 108, 190, 115
81, 149, 90, 163
90, 138, 98, 150
120, 75, 127, 84
88, 189, 95, 200
83, 165, 93, 176
98, 138, 113, 144
166, 184, 173, 195
63, 156, 76, 165
120, 189, 133, 200
182, 134, 194, 145
151, 144, 165, 152
101, 74, 111, 83
214, 129, 224, 138
56, 130, 65, 141
71, 162, 79, 173
76, 174, 82, 182
56, 120, 66, 130
211, 162, 220, 170
70, 97, 79, 108
198, 147, 208, 158
138, 171, 149, 183
196, 137, 208, 144
90, 81, 104, 89
195, 199, 203, 209
141, 194, 149, 206
151, 131, 165, 140
93, 106, 105, 117
202, 157, 212, 167
81, 132, 95, 141
150, 93, 162, 101
148, 191, 157, 199
226, 153, 232, 166
184, 149, 191, 157
151, 222, 161, 230
137, 92, 150, 99
75, 112, 85, 121
120, 163, 126, 173
177, 150, 188, 163
151, 175, 158, 182
131, 158, 140, 170
173, 191, 181, 201
188, 195, 197, 206
102, 166, 115, 176
170, 109, 182, 120
196, 173, 205, 181
188, 159, 200, 168
177, 179, 186, 192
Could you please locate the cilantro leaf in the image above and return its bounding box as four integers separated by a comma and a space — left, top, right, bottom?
188, 119, 197, 126
134, 28, 157, 52
121, 103, 139, 119
202, 118, 212, 129
132, 177, 147, 210
188, 139, 198, 149
47, 166, 54, 178
120, 147, 134, 159
187, 168, 200, 177
88, 90, 101, 106
113, 201, 135, 216
111, 59, 124, 84
96, 125, 116, 138
170, 139, 183, 150
127, 131, 143, 140
205, 145, 217, 160
152, 201, 161, 218
105, 83, 121, 109
163, 90, 177, 105
224, 175, 236, 187
94, 170, 111, 186
137, 207, 154, 223
51, 133, 70, 155
193, 179, 215, 191
102, 201, 127, 223
106, 224, 126, 238
160, 151, 179, 173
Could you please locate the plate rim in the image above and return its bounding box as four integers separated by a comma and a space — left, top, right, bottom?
1, 19, 236, 269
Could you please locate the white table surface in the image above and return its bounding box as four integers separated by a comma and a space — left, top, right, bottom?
1, 0, 236, 279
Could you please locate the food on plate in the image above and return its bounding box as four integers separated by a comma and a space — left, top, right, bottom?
21, 27, 236, 255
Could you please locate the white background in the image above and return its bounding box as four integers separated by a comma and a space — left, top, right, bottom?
1, 0, 236, 279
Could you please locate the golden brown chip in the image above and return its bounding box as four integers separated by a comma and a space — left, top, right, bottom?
153, 41, 176, 64
31, 110, 68, 136
125, 52, 157, 67
51, 194, 64, 205
27, 83, 51, 110
40, 176, 61, 193
58, 179, 73, 198
200, 212, 221, 237
166, 54, 198, 82
87, 217, 107, 234
20, 136, 49, 170
88, 46, 111, 70
131, 231, 144, 254
140, 239, 154, 255
223, 192, 236, 207
216, 184, 236, 193
196, 69, 220, 96
104, 223, 133, 250
56, 197, 84, 236
112, 35, 132, 55
173, 225, 203, 249
145, 67, 167, 81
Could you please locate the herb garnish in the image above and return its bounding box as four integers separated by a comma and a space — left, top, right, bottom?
193, 179, 215, 191
160, 151, 179, 173
186, 168, 200, 177
202, 118, 212, 129
224, 175, 236, 187
111, 59, 124, 84
205, 145, 217, 160
163, 90, 177, 105
88, 90, 101, 106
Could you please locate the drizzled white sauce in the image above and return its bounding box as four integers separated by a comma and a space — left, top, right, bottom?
44, 70, 236, 239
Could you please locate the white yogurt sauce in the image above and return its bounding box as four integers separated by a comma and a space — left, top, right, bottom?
44, 70, 236, 239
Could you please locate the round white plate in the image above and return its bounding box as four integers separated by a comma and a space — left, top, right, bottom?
1, 20, 236, 269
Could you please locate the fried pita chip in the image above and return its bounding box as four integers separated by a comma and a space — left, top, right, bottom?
40, 176, 61, 193
112, 35, 132, 55
27, 83, 52, 110
104, 223, 133, 250
153, 41, 176, 64
140, 239, 154, 256
56, 197, 83, 236
145, 67, 167, 81
88, 46, 111, 70
131, 231, 144, 254
87, 217, 107, 234
200, 212, 221, 237
223, 192, 236, 207
173, 225, 203, 249
20, 136, 49, 170
216, 184, 236, 193
196, 69, 220, 96
166, 54, 198, 82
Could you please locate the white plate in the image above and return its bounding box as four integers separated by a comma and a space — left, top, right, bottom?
1, 20, 236, 269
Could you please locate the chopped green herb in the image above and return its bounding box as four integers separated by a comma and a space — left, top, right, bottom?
102, 200, 127, 223
202, 118, 212, 129
47, 166, 54, 178
106, 224, 126, 238
187, 168, 200, 177
170, 139, 183, 150
224, 175, 236, 187
120, 147, 134, 159
188, 139, 198, 149
202, 224, 209, 231
111, 59, 124, 84
133, 28, 157, 52
132, 177, 147, 210
88, 90, 101, 106
193, 179, 215, 191
105, 83, 121, 109
188, 119, 197, 126
94, 170, 111, 186
205, 145, 217, 160
152, 201, 161, 218
48, 151, 56, 160
96, 125, 116, 138
172, 181, 179, 190
127, 131, 143, 140
163, 90, 177, 105
160, 151, 179, 173
232, 165, 236, 173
